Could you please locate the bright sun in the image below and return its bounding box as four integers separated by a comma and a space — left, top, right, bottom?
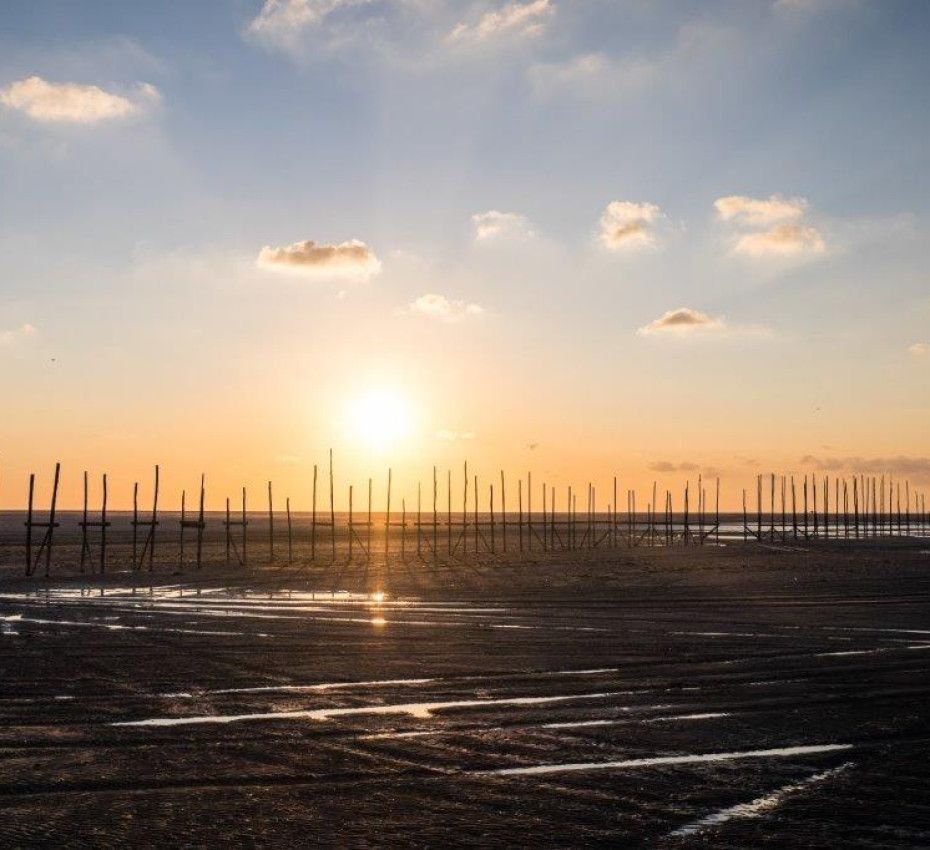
346, 388, 412, 450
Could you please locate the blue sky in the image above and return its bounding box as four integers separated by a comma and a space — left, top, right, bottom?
1, 0, 929, 506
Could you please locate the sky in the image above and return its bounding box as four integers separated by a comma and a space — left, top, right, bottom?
1, 0, 929, 510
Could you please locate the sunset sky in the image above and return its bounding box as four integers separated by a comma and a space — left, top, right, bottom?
1, 0, 929, 509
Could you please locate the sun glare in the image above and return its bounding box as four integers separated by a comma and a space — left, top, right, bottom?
346, 388, 412, 450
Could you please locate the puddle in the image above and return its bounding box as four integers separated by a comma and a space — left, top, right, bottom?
112, 691, 632, 728
642, 712, 731, 723
670, 762, 853, 837
474, 743, 854, 777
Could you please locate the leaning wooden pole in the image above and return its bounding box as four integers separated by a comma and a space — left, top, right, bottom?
25, 473, 34, 576
45, 462, 60, 578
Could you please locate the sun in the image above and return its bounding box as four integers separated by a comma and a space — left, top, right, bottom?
346, 388, 412, 450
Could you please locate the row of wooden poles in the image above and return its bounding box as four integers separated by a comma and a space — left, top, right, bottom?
18, 457, 930, 577
741, 472, 928, 542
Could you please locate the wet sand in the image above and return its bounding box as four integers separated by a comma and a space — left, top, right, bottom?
0, 541, 928, 847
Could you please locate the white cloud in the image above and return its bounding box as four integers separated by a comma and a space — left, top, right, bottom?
0, 323, 37, 345
908, 342, 928, 358
714, 194, 807, 226
257, 238, 382, 281
472, 210, 535, 241
0, 76, 159, 123
436, 429, 476, 441
637, 308, 724, 336
402, 293, 484, 322
733, 223, 826, 257
599, 201, 663, 251
247, 0, 372, 49
447, 0, 553, 44
716, 193, 827, 259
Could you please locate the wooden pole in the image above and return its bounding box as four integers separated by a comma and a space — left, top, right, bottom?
242, 487, 248, 568
401, 498, 406, 563
45, 462, 60, 578
367, 477, 373, 563
149, 464, 159, 573
132, 481, 139, 570
432, 466, 438, 564
463, 462, 468, 558
348, 484, 354, 561
311, 464, 318, 562
196, 474, 205, 570
286, 496, 292, 565
25, 473, 34, 575
385, 469, 392, 564
179, 489, 186, 572
501, 470, 507, 553
80, 470, 89, 574
100, 473, 108, 575
473, 474, 479, 554
417, 481, 422, 558
268, 480, 274, 564
225, 497, 231, 564
518, 478, 524, 552
527, 472, 533, 552
490, 484, 496, 554
329, 450, 336, 562
804, 475, 808, 540
742, 488, 747, 543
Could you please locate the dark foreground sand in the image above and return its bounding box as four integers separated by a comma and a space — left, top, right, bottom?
0, 541, 928, 847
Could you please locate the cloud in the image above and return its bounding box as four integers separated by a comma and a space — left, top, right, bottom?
908, 342, 928, 358
447, 0, 554, 44
716, 193, 827, 258
599, 201, 662, 251
0, 323, 37, 345
472, 210, 535, 241
714, 194, 807, 226
733, 223, 826, 257
637, 308, 725, 336
401, 293, 484, 322
799, 455, 930, 479
436, 429, 476, 441
0, 76, 159, 123
247, 0, 365, 48
257, 239, 381, 281
529, 22, 739, 101
648, 460, 701, 473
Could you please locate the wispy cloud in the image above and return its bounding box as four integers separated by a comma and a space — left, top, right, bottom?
0, 323, 37, 345
599, 201, 662, 251
257, 238, 381, 281
529, 22, 739, 101
734, 223, 826, 257
714, 194, 807, 226
401, 293, 484, 322
472, 210, 535, 241
648, 460, 701, 473
800, 455, 930, 478
447, 0, 554, 44
246, 0, 371, 50
637, 308, 723, 336
0, 76, 159, 124
908, 342, 928, 358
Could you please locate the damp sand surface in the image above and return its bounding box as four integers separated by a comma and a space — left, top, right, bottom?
0, 541, 928, 846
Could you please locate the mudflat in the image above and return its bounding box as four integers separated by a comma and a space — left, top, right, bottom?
0, 542, 928, 847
